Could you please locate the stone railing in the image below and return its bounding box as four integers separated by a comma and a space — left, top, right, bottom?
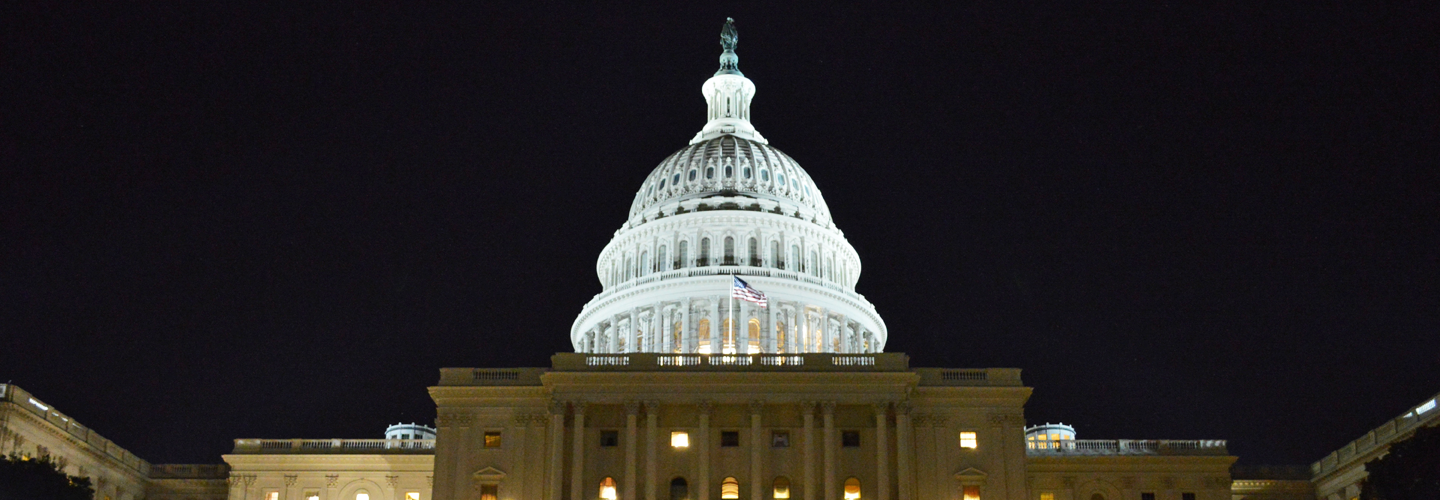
231, 439, 435, 454
1311, 391, 1440, 477
0, 384, 152, 476
1026, 439, 1228, 456
550, 353, 909, 372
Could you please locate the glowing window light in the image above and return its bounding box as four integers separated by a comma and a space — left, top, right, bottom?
671, 431, 690, 448
406, 493, 420, 500
721, 477, 740, 499
357, 492, 370, 500
1418, 399, 1436, 414
306, 492, 320, 500
959, 432, 978, 449
267, 493, 279, 500
963, 486, 980, 500
599, 477, 618, 500
843, 478, 861, 500
1041, 494, 1055, 500
773, 477, 790, 499
28, 398, 48, 411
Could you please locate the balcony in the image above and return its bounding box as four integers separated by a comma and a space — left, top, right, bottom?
230, 439, 436, 454
1026, 439, 1228, 456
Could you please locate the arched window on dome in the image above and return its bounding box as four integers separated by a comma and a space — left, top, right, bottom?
810, 251, 819, 277
748, 238, 758, 266
843, 478, 861, 500
674, 173, 682, 185
761, 169, 770, 182
725, 166, 733, 178
678, 241, 689, 269
706, 167, 715, 179
776, 321, 787, 353
660, 178, 667, 189
748, 318, 761, 354
640, 251, 649, 276
827, 256, 835, 281
778, 173, 786, 188
699, 238, 711, 267
723, 237, 735, 266
689, 170, 697, 182
658, 246, 668, 272
672, 321, 683, 353
697, 319, 712, 354
743, 167, 752, 179
790, 246, 800, 273
626, 256, 633, 281
771, 241, 782, 269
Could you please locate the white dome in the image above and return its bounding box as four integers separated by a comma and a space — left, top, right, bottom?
572, 19, 884, 356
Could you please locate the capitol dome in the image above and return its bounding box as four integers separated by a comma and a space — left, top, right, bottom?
572, 19, 885, 356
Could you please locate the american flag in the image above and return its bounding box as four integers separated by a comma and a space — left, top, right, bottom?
731, 277, 768, 307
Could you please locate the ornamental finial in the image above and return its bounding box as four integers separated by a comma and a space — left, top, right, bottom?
717, 17, 742, 76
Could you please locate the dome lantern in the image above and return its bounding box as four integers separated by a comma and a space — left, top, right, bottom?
692, 18, 767, 145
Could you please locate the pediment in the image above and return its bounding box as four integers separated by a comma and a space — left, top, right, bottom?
473, 467, 507, 482
954, 468, 988, 483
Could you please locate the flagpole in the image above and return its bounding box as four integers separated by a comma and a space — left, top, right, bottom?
728, 274, 734, 355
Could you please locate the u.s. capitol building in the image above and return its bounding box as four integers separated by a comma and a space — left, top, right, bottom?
3, 18, 1434, 500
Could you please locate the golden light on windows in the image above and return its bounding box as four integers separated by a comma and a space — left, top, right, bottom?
267, 493, 279, 500
671, 431, 690, 448
480, 485, 498, 500
959, 431, 978, 449
772, 477, 791, 499
843, 478, 861, 500
406, 493, 421, 500
484, 431, 502, 448
357, 492, 370, 500
599, 477, 618, 500
721, 477, 740, 499
962, 486, 980, 500
306, 492, 320, 500
1041, 494, 1054, 500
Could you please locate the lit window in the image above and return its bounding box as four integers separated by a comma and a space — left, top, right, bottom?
600, 477, 618, 500
267, 492, 279, 500
962, 486, 979, 500
1049, 433, 1059, 441
843, 478, 861, 500
601, 430, 619, 447
1418, 399, 1437, 414
1041, 494, 1054, 500
485, 431, 502, 448
842, 431, 860, 447
357, 492, 371, 500
721, 431, 740, 447
772, 477, 790, 499
306, 492, 320, 500
721, 477, 740, 499
407, 493, 421, 500
772, 431, 790, 448
960, 432, 978, 449
671, 431, 690, 448
480, 485, 497, 500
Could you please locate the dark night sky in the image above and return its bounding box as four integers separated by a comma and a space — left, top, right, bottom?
3, 3, 1438, 467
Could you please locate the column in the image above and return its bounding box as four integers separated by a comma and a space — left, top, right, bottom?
801, 402, 815, 500
822, 402, 836, 500
680, 301, 691, 353
895, 403, 913, 500
750, 400, 764, 500
874, 404, 890, 500
698, 401, 712, 500
763, 303, 774, 353
511, 416, 529, 500
739, 299, 750, 353
651, 305, 661, 352
548, 402, 565, 500
571, 402, 587, 500
625, 402, 639, 500
610, 316, 620, 352
645, 401, 659, 500
708, 299, 720, 354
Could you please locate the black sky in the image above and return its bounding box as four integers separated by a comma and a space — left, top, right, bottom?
3, 2, 1438, 466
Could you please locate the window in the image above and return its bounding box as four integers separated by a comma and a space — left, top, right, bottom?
485, 431, 502, 448
772, 477, 790, 499
1182, 494, 1196, 500
671, 431, 690, 448
960, 431, 978, 449
689, 170, 697, 181
1090, 495, 1105, 500
842, 431, 860, 447
660, 179, 667, 189
1141, 494, 1155, 500
1040, 494, 1054, 500
721, 431, 740, 447
305, 492, 320, 500
599, 478, 618, 500
761, 170, 770, 181
357, 492, 371, 500
962, 486, 979, 500
601, 430, 619, 447
724, 237, 735, 264
721, 477, 740, 499
843, 478, 861, 500
772, 431, 790, 447
744, 167, 752, 179
670, 478, 690, 500
266, 492, 279, 500
725, 166, 733, 178
706, 167, 715, 179
678, 241, 688, 268
407, 493, 421, 500
778, 173, 786, 186
674, 173, 682, 185
700, 238, 711, 265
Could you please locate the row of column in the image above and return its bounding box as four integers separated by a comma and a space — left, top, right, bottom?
544, 400, 915, 500
581, 299, 877, 354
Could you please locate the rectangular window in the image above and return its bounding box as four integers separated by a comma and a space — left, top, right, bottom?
721, 431, 740, 447
771, 431, 790, 447
1040, 494, 1054, 500
1141, 493, 1155, 500
407, 493, 420, 500
671, 431, 689, 448
601, 430, 619, 447
305, 491, 319, 500
266, 492, 279, 500
962, 485, 980, 500
480, 485, 498, 500
959, 431, 978, 449
484, 431, 502, 448
842, 431, 860, 447
1182, 495, 1195, 500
